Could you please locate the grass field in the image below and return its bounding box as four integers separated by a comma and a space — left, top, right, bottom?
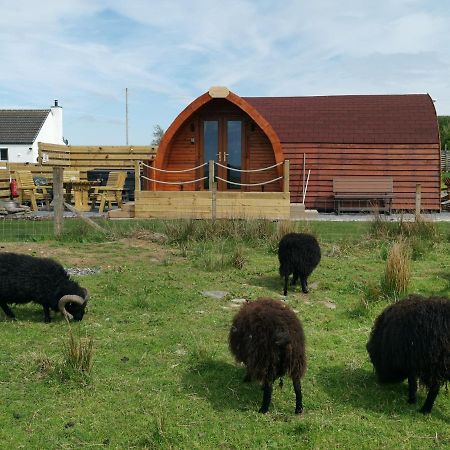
0, 218, 449, 449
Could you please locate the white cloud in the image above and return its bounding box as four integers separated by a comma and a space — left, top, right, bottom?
0, 0, 449, 144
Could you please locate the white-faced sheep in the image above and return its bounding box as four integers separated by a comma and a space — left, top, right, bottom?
278, 232, 321, 296
0, 252, 89, 323
366, 294, 450, 414
229, 297, 306, 414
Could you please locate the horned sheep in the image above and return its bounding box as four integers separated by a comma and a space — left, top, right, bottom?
366, 294, 450, 414
0, 252, 89, 323
229, 297, 307, 414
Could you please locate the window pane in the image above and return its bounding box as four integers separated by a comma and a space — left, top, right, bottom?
203, 121, 218, 188
227, 121, 241, 189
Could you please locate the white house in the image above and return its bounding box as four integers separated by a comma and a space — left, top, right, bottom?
0, 100, 65, 164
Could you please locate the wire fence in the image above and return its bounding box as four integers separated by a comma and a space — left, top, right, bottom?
1, 159, 445, 242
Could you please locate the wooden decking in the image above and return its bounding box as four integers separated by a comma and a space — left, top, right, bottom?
134, 191, 290, 219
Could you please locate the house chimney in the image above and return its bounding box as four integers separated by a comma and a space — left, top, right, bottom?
50, 100, 64, 144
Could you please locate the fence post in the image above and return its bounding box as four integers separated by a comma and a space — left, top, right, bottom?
134, 160, 141, 194
53, 167, 64, 237
209, 160, 217, 220
211, 182, 217, 220
283, 160, 290, 193
208, 160, 214, 190
415, 183, 421, 217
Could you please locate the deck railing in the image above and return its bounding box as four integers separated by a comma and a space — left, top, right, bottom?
137, 160, 290, 192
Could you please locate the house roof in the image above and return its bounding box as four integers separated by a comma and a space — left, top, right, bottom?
242, 94, 439, 144
0, 109, 50, 144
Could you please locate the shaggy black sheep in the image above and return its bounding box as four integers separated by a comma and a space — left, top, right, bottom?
278, 232, 321, 296
229, 297, 307, 414
366, 294, 450, 414
0, 252, 89, 322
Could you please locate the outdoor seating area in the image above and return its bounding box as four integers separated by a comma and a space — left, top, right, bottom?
8, 168, 128, 214
333, 176, 394, 215
91, 171, 127, 213
15, 170, 51, 211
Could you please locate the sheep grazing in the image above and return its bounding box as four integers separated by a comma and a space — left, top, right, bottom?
0, 252, 89, 323
278, 232, 321, 296
229, 297, 307, 414
366, 294, 450, 414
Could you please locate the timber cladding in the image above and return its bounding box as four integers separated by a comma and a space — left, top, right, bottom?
134, 191, 290, 219
283, 143, 441, 211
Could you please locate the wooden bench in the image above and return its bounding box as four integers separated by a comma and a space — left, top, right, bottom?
333, 177, 394, 214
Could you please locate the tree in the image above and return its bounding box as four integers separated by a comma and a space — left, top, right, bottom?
438, 116, 450, 149
151, 125, 165, 145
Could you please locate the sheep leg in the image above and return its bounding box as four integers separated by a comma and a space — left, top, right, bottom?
259, 382, 273, 413
293, 378, 303, 414
43, 305, 52, 323
0, 303, 16, 320
300, 276, 308, 294
283, 275, 289, 296
407, 375, 417, 404
291, 273, 299, 286
420, 384, 440, 414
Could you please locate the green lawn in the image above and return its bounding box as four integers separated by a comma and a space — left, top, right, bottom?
0, 219, 449, 449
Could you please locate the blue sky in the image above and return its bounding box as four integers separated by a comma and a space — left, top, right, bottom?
1, 0, 449, 145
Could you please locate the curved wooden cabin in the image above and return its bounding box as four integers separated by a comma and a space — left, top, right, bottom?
147, 87, 440, 211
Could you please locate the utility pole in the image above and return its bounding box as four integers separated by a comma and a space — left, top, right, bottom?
125, 87, 129, 145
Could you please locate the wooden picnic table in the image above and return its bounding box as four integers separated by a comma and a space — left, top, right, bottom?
64, 180, 100, 212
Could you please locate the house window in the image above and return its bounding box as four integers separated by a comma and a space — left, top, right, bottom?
0, 148, 8, 161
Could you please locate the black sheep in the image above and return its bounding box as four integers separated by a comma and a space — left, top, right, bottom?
229, 297, 307, 414
366, 294, 450, 414
278, 232, 321, 296
0, 252, 89, 322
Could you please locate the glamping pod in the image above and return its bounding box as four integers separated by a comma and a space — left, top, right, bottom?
137, 88, 440, 217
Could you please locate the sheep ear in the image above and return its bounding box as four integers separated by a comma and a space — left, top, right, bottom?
274, 330, 290, 346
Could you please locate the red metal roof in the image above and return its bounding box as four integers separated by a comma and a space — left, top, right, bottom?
243, 94, 439, 144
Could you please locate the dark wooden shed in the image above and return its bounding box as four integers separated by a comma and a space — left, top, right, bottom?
148, 87, 440, 211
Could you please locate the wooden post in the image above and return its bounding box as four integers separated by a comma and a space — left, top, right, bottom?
415, 183, 421, 217
211, 182, 217, 220
53, 167, 64, 237
283, 160, 290, 193
208, 160, 214, 191
302, 154, 305, 198
134, 160, 141, 193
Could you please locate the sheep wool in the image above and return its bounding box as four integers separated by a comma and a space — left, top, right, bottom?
0, 252, 89, 323
366, 294, 450, 414
229, 297, 307, 414
278, 232, 321, 296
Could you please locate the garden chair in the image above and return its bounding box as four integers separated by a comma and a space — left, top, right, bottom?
15, 170, 51, 211
92, 171, 127, 213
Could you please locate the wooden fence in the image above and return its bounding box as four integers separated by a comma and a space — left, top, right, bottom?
0, 144, 157, 186
38, 143, 157, 171
441, 147, 450, 172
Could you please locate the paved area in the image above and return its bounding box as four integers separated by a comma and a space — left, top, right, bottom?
299, 211, 450, 222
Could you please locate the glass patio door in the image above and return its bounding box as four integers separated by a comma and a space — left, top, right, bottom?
202, 119, 242, 190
